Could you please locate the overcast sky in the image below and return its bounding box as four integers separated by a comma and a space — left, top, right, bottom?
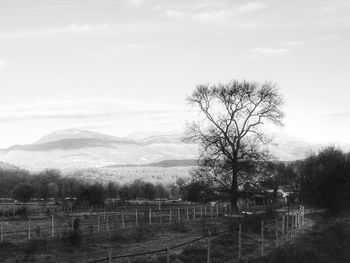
0, 0, 349, 148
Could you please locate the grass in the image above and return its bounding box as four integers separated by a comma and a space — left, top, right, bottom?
238, 217, 350, 263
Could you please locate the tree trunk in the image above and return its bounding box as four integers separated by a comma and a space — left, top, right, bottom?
230, 168, 239, 213
230, 189, 238, 213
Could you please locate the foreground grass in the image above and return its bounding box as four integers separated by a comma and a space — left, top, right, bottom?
126, 215, 350, 263
239, 217, 350, 263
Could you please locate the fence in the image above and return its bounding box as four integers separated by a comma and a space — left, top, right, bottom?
83, 205, 307, 263
0, 202, 287, 243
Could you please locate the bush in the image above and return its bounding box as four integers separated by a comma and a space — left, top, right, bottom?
110, 226, 151, 243
61, 217, 81, 246
169, 221, 189, 233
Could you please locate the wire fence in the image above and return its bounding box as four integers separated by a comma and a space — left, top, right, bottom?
83, 205, 309, 263
0, 202, 288, 243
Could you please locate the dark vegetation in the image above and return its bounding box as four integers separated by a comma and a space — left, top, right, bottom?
292, 146, 350, 216
0, 168, 171, 205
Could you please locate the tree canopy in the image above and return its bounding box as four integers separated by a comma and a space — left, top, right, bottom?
185, 80, 284, 208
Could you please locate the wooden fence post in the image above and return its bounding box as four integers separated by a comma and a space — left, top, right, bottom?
135, 209, 138, 227
286, 214, 289, 241
51, 215, 54, 237
71, 216, 74, 232
216, 205, 219, 217
193, 206, 196, 219
275, 217, 278, 248
1, 219, 3, 242
238, 224, 242, 259
301, 206, 305, 227
149, 208, 152, 225
207, 231, 212, 263
261, 220, 264, 256
210, 207, 213, 219
169, 209, 172, 223
28, 218, 31, 240
160, 208, 162, 224
200, 206, 203, 219
122, 212, 125, 228
106, 215, 109, 231
108, 248, 112, 263
204, 206, 207, 218
282, 215, 285, 244
296, 212, 299, 234
178, 208, 180, 222
291, 213, 294, 239
97, 213, 100, 233
186, 207, 189, 221
166, 240, 171, 263
294, 212, 297, 236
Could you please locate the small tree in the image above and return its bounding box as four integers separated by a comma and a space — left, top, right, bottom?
13, 182, 35, 202
105, 181, 119, 198
143, 183, 156, 200
185, 80, 284, 209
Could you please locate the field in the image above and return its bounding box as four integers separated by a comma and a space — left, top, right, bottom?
0, 202, 310, 263
66, 166, 193, 185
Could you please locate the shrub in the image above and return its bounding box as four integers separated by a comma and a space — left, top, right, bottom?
110, 226, 151, 243
169, 221, 189, 233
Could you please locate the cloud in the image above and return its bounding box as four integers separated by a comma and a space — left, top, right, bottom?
318, 107, 350, 122
0, 24, 109, 39
127, 0, 145, 7
320, 34, 341, 40
284, 40, 305, 47
0, 98, 186, 122
191, 1, 267, 24
191, 10, 229, 24
0, 59, 6, 70
249, 47, 289, 56
165, 9, 187, 19
235, 2, 266, 14
0, 22, 173, 39
81, 42, 157, 57
64, 24, 108, 32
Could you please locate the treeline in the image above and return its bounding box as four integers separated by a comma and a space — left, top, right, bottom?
2, 146, 349, 214
0, 169, 174, 204
294, 146, 350, 215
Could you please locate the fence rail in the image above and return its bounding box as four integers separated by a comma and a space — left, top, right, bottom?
0, 202, 288, 243
84, 206, 308, 263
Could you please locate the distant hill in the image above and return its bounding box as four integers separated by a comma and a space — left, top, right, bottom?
0, 128, 349, 172
105, 159, 198, 168
0, 161, 19, 171
0, 129, 198, 171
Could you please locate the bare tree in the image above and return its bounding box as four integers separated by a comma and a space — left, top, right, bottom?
185, 80, 284, 209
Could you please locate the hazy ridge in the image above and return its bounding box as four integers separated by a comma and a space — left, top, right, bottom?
0, 129, 349, 174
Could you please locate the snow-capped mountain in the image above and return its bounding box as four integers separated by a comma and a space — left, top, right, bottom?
0, 129, 198, 171
36, 129, 132, 144
0, 128, 348, 172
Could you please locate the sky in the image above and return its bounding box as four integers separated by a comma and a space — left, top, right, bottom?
0, 0, 349, 148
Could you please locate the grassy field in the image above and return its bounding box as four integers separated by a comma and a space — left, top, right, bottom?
0, 206, 310, 263
237, 216, 350, 263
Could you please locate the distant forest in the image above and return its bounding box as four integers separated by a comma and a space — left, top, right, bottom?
1, 146, 350, 215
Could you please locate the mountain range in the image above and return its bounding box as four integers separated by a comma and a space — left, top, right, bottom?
0, 128, 349, 172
